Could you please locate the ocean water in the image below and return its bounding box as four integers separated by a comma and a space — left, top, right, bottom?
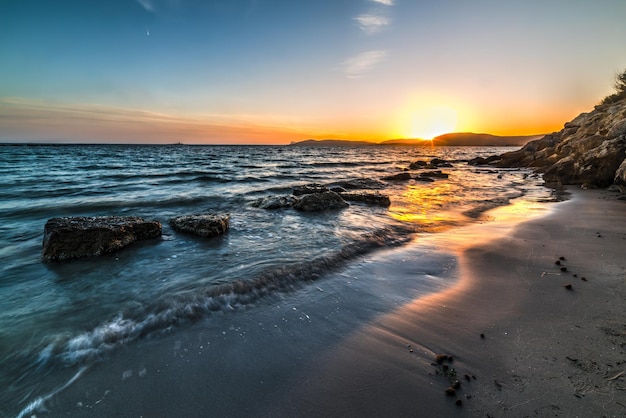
0, 144, 556, 416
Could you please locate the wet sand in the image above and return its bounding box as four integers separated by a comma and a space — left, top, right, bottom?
50, 188, 626, 417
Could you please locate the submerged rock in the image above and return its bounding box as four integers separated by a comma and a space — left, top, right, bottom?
382, 172, 413, 181
419, 170, 449, 179
293, 191, 349, 211
251, 195, 297, 209
42, 216, 162, 261
410, 158, 453, 170
293, 183, 329, 196
169, 214, 230, 237
335, 178, 386, 190
338, 192, 391, 207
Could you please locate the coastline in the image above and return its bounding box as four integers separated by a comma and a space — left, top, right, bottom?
45, 188, 626, 417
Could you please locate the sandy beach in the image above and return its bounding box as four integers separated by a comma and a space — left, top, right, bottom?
49, 188, 626, 417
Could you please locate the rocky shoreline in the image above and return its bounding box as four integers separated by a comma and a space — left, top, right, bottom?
41, 158, 456, 262
470, 97, 626, 189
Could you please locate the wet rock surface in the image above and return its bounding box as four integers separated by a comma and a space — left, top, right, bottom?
338, 192, 391, 207
42, 216, 162, 261
169, 214, 230, 237
292, 191, 349, 211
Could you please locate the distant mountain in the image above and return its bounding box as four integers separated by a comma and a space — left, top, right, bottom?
380, 133, 543, 147
432, 133, 543, 146
289, 139, 376, 147
291, 133, 544, 147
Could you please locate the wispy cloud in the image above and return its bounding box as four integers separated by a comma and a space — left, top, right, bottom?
0, 98, 306, 144
354, 13, 390, 34
343, 50, 387, 78
370, 0, 394, 5
137, 0, 155, 13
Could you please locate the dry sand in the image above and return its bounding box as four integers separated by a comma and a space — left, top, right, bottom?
51, 188, 625, 417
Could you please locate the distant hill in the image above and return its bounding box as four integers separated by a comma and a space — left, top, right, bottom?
380, 133, 544, 147
289, 139, 376, 147
291, 133, 544, 148
432, 133, 543, 146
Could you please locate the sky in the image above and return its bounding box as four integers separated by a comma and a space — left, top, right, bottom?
1, 0, 625, 144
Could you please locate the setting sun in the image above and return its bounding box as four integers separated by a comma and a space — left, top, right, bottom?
404, 106, 459, 139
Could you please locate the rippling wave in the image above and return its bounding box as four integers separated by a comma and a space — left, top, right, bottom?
0, 143, 555, 416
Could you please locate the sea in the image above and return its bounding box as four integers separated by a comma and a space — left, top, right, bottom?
0, 144, 558, 416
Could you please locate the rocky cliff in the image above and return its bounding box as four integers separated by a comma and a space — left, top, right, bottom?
489, 98, 626, 189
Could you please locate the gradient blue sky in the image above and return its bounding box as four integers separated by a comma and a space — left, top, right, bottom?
1, 0, 625, 143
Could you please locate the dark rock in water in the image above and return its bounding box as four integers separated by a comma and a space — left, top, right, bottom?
42, 216, 162, 262
293, 183, 329, 196
564, 283, 573, 290
382, 172, 413, 181
338, 192, 391, 207
414, 176, 435, 182
293, 191, 349, 212
467, 155, 501, 166
169, 214, 229, 237
409, 160, 430, 170
251, 195, 297, 209
419, 170, 449, 179
409, 158, 453, 170
329, 186, 347, 193
334, 178, 386, 190
430, 158, 453, 168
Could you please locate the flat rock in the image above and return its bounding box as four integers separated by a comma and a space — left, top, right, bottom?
382, 172, 413, 181
42, 216, 162, 262
338, 192, 391, 207
169, 214, 230, 237
293, 183, 329, 196
293, 191, 349, 212
334, 178, 386, 190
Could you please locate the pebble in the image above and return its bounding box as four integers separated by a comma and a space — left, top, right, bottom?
445, 387, 456, 396
564, 284, 573, 290
435, 354, 449, 363
560, 266, 567, 272
455, 399, 463, 407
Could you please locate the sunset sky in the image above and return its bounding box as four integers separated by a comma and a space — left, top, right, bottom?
1, 0, 625, 144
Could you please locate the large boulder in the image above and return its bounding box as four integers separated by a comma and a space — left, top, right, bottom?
293, 191, 349, 212
169, 214, 230, 237
614, 158, 626, 192
42, 216, 162, 261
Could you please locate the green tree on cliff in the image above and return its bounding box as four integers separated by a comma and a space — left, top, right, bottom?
601, 68, 626, 105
